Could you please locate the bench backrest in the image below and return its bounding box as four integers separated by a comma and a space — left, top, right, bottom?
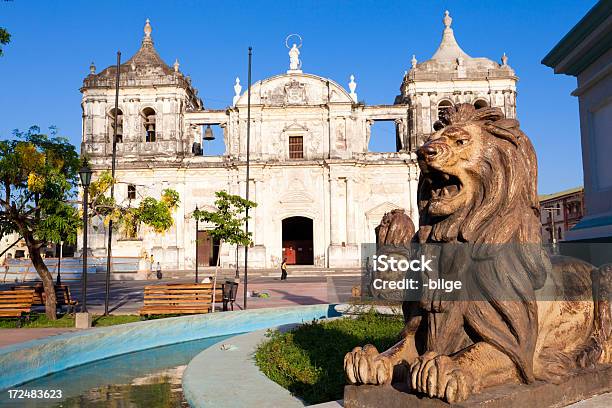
143, 283, 223, 306
12, 284, 75, 306
0, 289, 34, 311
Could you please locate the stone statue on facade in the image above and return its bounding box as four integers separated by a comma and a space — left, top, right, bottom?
289, 43, 301, 71
233, 77, 242, 106
349, 75, 358, 102
345, 104, 612, 405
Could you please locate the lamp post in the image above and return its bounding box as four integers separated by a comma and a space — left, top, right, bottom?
542, 206, 561, 255
56, 240, 63, 286
195, 205, 199, 284
243, 46, 252, 310
104, 51, 121, 316
79, 164, 93, 313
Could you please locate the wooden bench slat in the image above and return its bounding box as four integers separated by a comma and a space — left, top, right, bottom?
0, 289, 33, 318
139, 283, 227, 316
10, 284, 77, 311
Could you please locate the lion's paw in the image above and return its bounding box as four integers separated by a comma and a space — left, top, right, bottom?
410, 353, 477, 403
344, 344, 393, 385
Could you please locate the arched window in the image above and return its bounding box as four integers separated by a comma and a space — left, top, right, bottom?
108, 108, 123, 143
473, 99, 488, 110
142, 107, 156, 142
127, 184, 136, 200
437, 100, 453, 121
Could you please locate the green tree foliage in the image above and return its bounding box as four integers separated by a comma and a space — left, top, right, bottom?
0, 27, 10, 56
0, 126, 81, 319
87, 170, 180, 238
192, 190, 256, 247
193, 191, 256, 298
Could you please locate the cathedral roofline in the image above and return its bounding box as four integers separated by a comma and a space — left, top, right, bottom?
404, 11, 515, 81
233, 71, 355, 107
81, 19, 199, 103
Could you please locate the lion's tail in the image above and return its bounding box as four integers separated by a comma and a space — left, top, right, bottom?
576, 263, 612, 367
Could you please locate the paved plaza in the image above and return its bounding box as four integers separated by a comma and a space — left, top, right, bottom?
0, 275, 359, 348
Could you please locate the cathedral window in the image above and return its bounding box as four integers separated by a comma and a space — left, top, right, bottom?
437, 100, 453, 121
289, 136, 303, 159
127, 184, 136, 200
142, 107, 156, 142
474, 99, 488, 110
108, 108, 123, 143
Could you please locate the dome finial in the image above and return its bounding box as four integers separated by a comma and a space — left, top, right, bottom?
89, 61, 96, 75
144, 18, 152, 39
443, 10, 452, 29
174, 58, 180, 72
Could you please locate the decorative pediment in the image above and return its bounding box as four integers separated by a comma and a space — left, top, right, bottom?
282, 121, 309, 133
279, 190, 315, 204
365, 202, 403, 221
279, 178, 314, 204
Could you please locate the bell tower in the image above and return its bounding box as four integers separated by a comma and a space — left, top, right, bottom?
396, 11, 518, 150
80, 19, 202, 165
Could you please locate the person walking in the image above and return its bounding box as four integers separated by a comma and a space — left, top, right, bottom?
280, 258, 288, 281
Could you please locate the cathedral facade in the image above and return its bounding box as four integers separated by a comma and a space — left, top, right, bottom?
81, 12, 517, 271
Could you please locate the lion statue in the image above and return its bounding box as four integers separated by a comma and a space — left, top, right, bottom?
345, 104, 612, 403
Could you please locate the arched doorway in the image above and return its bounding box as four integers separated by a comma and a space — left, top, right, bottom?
282, 216, 313, 265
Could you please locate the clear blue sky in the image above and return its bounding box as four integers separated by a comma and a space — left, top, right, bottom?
0, 0, 595, 194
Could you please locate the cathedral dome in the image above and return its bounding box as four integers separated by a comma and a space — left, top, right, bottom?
407, 11, 514, 79
82, 19, 194, 91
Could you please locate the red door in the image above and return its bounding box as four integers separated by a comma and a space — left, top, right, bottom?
283, 246, 297, 265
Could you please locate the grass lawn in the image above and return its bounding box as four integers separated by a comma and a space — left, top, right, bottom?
254, 310, 405, 405
0, 313, 142, 328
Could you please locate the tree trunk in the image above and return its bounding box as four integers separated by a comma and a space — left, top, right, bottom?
27, 241, 57, 320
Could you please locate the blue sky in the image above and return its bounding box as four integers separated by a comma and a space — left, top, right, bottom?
0, 0, 595, 194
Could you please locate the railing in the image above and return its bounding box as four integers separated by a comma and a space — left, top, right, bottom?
406, 69, 516, 82
1, 257, 140, 283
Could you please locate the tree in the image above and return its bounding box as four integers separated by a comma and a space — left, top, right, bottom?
193, 191, 256, 309
86, 170, 180, 238
0, 28, 10, 56
0, 126, 81, 319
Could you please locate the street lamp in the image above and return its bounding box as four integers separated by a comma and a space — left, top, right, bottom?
56, 240, 63, 286
542, 206, 561, 255
195, 205, 199, 284
79, 164, 92, 313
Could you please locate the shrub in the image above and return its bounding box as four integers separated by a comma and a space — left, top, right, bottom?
254, 310, 404, 404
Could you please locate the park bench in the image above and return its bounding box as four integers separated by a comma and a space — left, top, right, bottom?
139, 283, 224, 316
0, 289, 34, 326
12, 284, 79, 314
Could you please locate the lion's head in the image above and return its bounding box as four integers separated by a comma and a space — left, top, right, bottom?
416, 103, 541, 245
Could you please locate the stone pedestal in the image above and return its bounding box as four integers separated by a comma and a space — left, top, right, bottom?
344, 365, 612, 408
75, 312, 92, 329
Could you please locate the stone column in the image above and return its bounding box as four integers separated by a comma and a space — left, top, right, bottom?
252, 179, 262, 245
330, 177, 340, 245
346, 177, 356, 244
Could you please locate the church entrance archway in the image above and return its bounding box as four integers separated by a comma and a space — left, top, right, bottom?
282, 216, 313, 265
